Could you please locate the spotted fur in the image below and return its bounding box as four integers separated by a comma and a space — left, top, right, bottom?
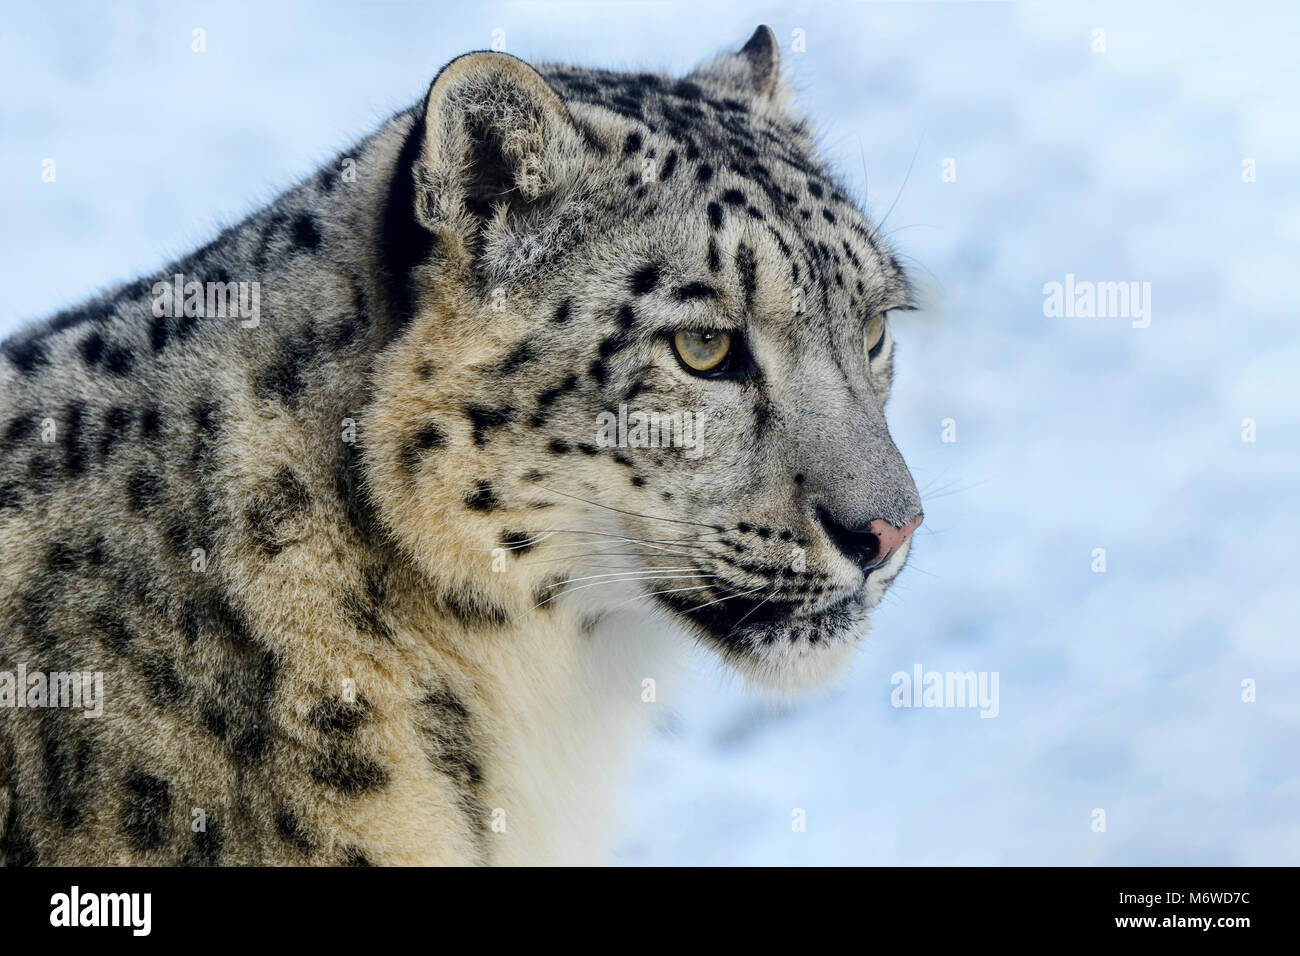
0, 27, 921, 866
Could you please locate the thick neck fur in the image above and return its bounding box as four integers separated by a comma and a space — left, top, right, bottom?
0, 103, 676, 865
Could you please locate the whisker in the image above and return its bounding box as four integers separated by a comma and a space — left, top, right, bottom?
473, 528, 714, 563
532, 573, 715, 610
729, 588, 780, 632
682, 584, 767, 615
535, 541, 705, 561
526, 528, 718, 560
921, 475, 998, 501
901, 561, 939, 579
878, 131, 923, 231
524, 527, 717, 549
480, 530, 560, 552
521, 553, 689, 566
599, 583, 717, 616
542, 567, 707, 588
535, 485, 722, 530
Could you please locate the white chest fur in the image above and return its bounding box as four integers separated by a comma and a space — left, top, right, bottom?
480, 605, 684, 865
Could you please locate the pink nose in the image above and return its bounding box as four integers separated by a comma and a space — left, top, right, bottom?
817, 508, 924, 570
866, 513, 923, 567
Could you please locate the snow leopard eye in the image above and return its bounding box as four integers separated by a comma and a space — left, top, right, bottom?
673, 329, 733, 374
866, 313, 887, 360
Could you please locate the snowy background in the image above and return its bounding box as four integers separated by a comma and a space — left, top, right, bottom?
2, 1, 1297, 864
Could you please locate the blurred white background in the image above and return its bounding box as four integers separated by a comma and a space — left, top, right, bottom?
2, 1, 1296, 864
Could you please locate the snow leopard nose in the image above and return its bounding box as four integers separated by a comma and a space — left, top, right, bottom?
817, 509, 923, 571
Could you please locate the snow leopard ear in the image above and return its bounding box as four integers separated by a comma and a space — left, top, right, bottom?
690, 25, 783, 100
410, 51, 582, 252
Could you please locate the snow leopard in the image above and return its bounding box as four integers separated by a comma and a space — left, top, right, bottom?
0, 26, 923, 865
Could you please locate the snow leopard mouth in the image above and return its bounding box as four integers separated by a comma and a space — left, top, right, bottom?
646, 535, 915, 675
653, 584, 866, 652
